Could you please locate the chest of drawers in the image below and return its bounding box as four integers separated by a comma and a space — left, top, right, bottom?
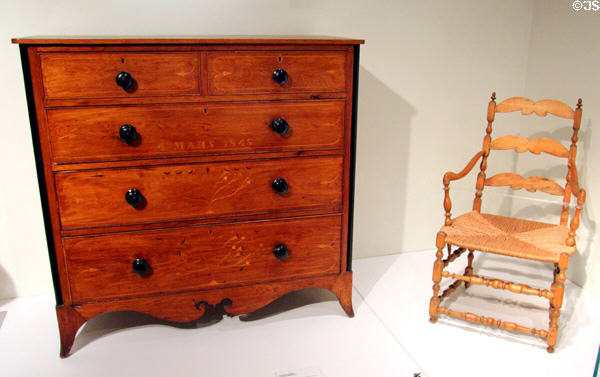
13, 36, 363, 356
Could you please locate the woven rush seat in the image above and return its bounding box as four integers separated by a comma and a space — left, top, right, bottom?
441, 211, 575, 263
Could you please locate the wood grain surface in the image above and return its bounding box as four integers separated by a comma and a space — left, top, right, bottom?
55, 156, 343, 229
208, 51, 346, 95
40, 52, 200, 99
65, 215, 342, 302
47, 100, 345, 163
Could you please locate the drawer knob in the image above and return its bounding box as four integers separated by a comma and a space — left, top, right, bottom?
116, 71, 134, 90
270, 118, 289, 136
125, 188, 144, 207
132, 258, 150, 276
272, 244, 289, 260
272, 68, 288, 85
272, 178, 288, 194
119, 124, 138, 144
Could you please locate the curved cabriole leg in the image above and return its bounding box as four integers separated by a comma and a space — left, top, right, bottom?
56, 305, 86, 357
331, 272, 354, 317
547, 254, 568, 353
429, 231, 447, 323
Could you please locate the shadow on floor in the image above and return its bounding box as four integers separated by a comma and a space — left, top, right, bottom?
0, 310, 7, 329
437, 251, 583, 350
240, 288, 339, 322
71, 288, 346, 353
71, 310, 217, 353
0, 264, 16, 305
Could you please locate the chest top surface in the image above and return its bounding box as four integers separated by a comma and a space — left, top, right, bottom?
12, 35, 364, 45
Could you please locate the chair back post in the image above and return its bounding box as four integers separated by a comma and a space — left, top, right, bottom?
561, 99, 583, 226
473, 92, 496, 212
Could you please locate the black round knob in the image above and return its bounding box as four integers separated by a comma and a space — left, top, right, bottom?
132, 258, 150, 275
270, 118, 289, 135
272, 68, 288, 85
119, 124, 137, 143
272, 244, 289, 260
116, 71, 134, 90
125, 188, 143, 207
272, 178, 288, 194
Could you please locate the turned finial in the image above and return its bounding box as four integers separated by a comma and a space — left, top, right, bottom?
491, 92, 496, 101
576, 98, 582, 109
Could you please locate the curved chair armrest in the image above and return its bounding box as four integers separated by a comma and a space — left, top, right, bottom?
566, 160, 586, 246
567, 160, 585, 199
443, 151, 485, 185
442, 151, 484, 225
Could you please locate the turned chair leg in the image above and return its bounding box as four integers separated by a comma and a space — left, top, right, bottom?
547, 254, 568, 353
463, 249, 475, 289
429, 231, 446, 323
548, 262, 558, 326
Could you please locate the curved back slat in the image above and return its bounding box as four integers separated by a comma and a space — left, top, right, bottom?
485, 173, 565, 196
471, 94, 584, 229
490, 135, 569, 157
495, 97, 575, 119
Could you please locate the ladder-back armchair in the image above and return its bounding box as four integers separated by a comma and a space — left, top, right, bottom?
429, 93, 585, 353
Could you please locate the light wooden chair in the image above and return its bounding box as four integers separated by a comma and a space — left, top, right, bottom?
429, 93, 585, 353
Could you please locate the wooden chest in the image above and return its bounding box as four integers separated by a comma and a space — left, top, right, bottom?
13, 36, 363, 356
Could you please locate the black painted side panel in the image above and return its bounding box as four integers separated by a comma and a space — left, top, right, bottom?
19, 45, 63, 305
347, 45, 360, 272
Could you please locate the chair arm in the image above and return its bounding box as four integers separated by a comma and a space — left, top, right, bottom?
567, 160, 584, 198
443, 151, 484, 225
565, 160, 585, 246
566, 160, 586, 246
443, 151, 485, 185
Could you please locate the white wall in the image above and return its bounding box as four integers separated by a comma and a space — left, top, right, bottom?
314, 1, 534, 258
518, 0, 600, 298
7, 0, 597, 300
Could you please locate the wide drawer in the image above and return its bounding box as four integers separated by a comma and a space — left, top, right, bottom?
55, 156, 343, 229
40, 52, 200, 99
47, 101, 345, 163
64, 215, 342, 303
207, 51, 347, 95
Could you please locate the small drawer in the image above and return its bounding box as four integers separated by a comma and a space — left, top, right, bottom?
64, 215, 342, 303
47, 100, 345, 163
40, 52, 200, 99
207, 51, 347, 95
55, 156, 343, 230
